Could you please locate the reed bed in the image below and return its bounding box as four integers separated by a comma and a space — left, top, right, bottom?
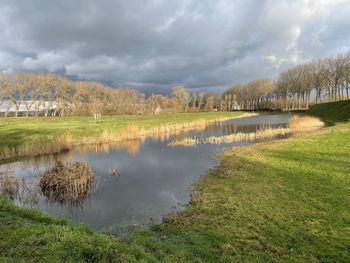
168, 115, 325, 147
205, 127, 291, 144
288, 115, 324, 132
39, 161, 96, 202
168, 127, 291, 147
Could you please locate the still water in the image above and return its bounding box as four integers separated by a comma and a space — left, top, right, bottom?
0, 114, 290, 233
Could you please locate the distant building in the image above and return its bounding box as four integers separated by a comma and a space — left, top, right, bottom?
0, 100, 58, 116
231, 101, 241, 110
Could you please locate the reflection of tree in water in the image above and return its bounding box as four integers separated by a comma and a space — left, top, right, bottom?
18, 151, 74, 169
76, 140, 143, 157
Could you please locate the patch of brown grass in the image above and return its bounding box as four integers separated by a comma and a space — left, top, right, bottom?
39, 161, 96, 202
288, 115, 324, 132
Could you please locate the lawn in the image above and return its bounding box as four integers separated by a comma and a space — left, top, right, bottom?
1, 101, 350, 262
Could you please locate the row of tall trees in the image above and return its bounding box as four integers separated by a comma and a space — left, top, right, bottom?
224, 51, 350, 110
0, 73, 221, 117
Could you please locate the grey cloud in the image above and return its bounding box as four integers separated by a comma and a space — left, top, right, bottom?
0, 0, 349, 94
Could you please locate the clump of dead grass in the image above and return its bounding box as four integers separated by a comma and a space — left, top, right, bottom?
288, 115, 324, 132
39, 161, 96, 202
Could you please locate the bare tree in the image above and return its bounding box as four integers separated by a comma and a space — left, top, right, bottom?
0, 74, 9, 115
171, 86, 190, 112
148, 94, 168, 114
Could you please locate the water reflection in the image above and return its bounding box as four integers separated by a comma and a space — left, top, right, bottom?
0, 114, 291, 233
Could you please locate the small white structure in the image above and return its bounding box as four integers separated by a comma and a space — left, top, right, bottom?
93, 113, 102, 123
0, 100, 58, 116
231, 101, 241, 110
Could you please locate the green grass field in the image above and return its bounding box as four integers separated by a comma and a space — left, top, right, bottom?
1, 101, 350, 262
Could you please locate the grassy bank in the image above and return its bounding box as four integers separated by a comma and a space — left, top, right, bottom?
307, 100, 350, 125
0, 112, 244, 161
1, 102, 350, 262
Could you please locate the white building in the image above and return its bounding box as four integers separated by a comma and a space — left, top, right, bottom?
0, 100, 58, 116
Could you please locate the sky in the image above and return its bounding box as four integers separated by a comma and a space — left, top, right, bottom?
0, 0, 350, 94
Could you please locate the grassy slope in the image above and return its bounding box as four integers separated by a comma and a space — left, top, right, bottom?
0, 112, 242, 154
307, 100, 350, 125
1, 102, 350, 262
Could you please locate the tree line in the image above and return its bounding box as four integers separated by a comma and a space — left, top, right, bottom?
0, 73, 223, 117
224, 51, 350, 110
1, 50, 349, 117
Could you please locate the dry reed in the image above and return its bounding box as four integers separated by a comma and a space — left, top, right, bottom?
168, 126, 291, 147
167, 115, 325, 147
39, 161, 96, 202
288, 115, 324, 132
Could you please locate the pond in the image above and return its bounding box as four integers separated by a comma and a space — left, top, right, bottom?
0, 114, 291, 234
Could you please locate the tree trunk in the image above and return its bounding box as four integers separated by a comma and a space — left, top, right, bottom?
14, 103, 20, 118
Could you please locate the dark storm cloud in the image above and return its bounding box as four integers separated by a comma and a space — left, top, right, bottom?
0, 0, 350, 93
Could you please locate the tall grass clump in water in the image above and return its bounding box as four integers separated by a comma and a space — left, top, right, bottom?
39, 161, 96, 202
